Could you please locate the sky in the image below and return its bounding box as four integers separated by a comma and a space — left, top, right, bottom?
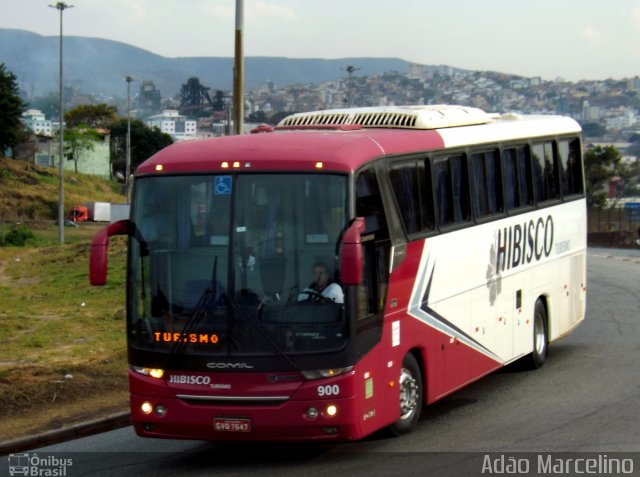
2, 0, 640, 81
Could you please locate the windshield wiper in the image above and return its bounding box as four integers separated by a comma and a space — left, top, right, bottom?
166, 256, 219, 366
229, 297, 300, 371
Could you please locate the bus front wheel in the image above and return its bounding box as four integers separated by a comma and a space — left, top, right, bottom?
388, 353, 423, 436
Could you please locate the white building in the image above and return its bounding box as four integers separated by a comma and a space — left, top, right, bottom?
605, 112, 637, 131
21, 109, 54, 136
144, 109, 197, 141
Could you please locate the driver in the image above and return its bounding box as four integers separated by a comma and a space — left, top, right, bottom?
298, 262, 344, 303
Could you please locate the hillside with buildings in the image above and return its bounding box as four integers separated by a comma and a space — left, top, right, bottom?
7, 27, 640, 197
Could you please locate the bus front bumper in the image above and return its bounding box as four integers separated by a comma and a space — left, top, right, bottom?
130, 393, 362, 442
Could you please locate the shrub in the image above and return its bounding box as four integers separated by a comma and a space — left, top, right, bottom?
1, 224, 36, 246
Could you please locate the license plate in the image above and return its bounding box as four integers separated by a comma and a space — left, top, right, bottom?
214, 417, 251, 433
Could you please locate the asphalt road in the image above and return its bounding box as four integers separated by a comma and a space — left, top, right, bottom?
3, 248, 639, 477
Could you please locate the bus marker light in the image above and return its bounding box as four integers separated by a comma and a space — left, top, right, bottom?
233, 161, 241, 168
141, 402, 153, 415
155, 164, 164, 172
221, 161, 229, 168
389, 381, 395, 388
326, 404, 337, 417
315, 162, 324, 169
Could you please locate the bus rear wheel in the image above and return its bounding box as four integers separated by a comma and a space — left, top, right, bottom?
527, 299, 549, 369
388, 353, 423, 436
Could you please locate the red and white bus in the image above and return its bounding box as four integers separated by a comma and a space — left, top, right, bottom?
90, 105, 586, 441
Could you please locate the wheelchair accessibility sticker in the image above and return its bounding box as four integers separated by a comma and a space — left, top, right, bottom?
214, 176, 232, 195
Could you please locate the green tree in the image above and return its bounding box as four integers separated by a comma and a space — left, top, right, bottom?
247, 110, 267, 123
0, 63, 27, 153
267, 111, 291, 125
64, 128, 103, 173
584, 145, 640, 209
580, 122, 606, 138
628, 133, 640, 143
65, 104, 118, 129
109, 119, 173, 176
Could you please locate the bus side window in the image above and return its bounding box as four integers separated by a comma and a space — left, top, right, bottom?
434, 154, 470, 227
471, 149, 503, 218
502, 145, 533, 211
558, 138, 584, 197
389, 161, 434, 236
532, 142, 560, 203
502, 149, 518, 210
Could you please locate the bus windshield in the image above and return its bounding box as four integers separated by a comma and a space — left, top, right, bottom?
128, 173, 349, 358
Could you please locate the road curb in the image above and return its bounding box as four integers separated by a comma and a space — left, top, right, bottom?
0, 412, 131, 456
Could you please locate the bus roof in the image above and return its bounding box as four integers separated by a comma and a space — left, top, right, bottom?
136, 106, 581, 176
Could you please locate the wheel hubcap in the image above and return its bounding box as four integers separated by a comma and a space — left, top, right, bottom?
398, 368, 418, 420
534, 314, 546, 357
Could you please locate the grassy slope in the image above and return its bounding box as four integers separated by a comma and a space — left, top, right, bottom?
0, 158, 129, 442
0, 157, 126, 220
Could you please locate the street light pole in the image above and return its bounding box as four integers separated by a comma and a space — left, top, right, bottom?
49, 1, 73, 245
233, 0, 244, 135
124, 75, 135, 199
342, 65, 360, 108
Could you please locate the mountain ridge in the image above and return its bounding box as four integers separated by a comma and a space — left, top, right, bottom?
1, 28, 414, 99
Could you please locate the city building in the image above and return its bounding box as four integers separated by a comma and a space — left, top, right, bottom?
144, 109, 197, 141
21, 109, 54, 136
32, 132, 111, 179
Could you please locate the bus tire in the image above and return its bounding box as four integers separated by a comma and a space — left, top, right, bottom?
527, 299, 549, 369
388, 353, 423, 436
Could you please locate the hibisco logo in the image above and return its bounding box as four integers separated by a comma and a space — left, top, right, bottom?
169, 374, 211, 385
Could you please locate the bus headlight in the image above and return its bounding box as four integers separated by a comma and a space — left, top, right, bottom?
301, 366, 353, 380
141, 402, 153, 415
132, 366, 165, 379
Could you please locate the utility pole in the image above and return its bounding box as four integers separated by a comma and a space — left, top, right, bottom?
233, 0, 244, 135
49, 1, 73, 244
124, 75, 135, 200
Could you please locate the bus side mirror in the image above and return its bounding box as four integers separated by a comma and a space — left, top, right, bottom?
89, 220, 128, 286
340, 217, 366, 286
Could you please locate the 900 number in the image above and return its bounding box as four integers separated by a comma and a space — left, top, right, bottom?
317, 384, 340, 397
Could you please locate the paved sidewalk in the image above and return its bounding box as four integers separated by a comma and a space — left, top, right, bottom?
0, 412, 130, 455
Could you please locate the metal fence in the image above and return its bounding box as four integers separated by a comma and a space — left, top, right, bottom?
588, 208, 640, 248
